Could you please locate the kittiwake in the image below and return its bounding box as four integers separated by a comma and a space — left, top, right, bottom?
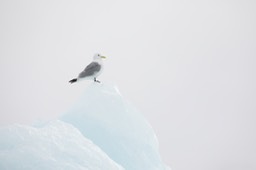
69, 53, 106, 83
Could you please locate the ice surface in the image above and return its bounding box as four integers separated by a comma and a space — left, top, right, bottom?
61, 83, 169, 170
0, 83, 170, 170
0, 120, 124, 170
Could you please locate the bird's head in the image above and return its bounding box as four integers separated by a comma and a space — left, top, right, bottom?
93, 53, 106, 60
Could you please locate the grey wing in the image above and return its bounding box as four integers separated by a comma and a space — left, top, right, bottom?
78, 62, 101, 78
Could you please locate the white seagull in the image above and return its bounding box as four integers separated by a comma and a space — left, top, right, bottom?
69, 53, 106, 83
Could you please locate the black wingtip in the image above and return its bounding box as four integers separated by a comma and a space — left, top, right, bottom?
69, 78, 77, 84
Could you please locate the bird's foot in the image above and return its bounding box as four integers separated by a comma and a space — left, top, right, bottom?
94, 78, 101, 83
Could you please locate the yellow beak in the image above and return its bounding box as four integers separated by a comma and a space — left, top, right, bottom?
101, 56, 106, 59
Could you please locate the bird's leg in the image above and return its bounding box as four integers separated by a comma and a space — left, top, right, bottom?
94, 77, 101, 83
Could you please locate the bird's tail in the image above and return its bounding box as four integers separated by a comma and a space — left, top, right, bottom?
69, 78, 77, 84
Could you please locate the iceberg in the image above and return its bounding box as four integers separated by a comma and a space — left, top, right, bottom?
0, 120, 124, 170
0, 83, 169, 170
61, 83, 169, 170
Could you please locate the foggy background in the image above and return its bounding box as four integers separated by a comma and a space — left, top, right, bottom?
0, 0, 256, 170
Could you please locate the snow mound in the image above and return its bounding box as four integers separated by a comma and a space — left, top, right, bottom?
62, 83, 169, 170
0, 120, 124, 170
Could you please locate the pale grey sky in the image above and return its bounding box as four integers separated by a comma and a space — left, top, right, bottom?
0, 0, 256, 170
